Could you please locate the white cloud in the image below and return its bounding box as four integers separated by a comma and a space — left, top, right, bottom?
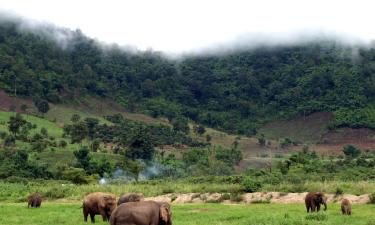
0, 0, 375, 53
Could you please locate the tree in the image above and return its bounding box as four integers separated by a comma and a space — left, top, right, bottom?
34, 100, 50, 115
7, 113, 27, 138
84, 117, 99, 139
74, 146, 91, 171
64, 122, 88, 144
125, 129, 155, 161
342, 145, 361, 158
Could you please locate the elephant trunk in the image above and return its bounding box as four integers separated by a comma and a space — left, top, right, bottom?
323, 201, 327, 211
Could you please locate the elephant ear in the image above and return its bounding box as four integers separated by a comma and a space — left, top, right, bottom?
160, 204, 170, 223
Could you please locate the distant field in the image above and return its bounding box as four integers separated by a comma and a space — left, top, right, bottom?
0, 203, 374, 225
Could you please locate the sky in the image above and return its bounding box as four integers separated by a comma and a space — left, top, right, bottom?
0, 0, 375, 53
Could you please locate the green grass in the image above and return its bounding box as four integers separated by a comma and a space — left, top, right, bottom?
0, 180, 374, 203
0, 203, 374, 225
0, 111, 63, 137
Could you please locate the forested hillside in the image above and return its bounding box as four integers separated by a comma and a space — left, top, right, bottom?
2, 18, 375, 135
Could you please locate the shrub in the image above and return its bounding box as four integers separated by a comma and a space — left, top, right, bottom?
43, 187, 68, 199
222, 193, 230, 200
62, 168, 89, 184
343, 145, 361, 158
242, 178, 262, 193
369, 193, 375, 204
230, 192, 243, 202
335, 187, 344, 196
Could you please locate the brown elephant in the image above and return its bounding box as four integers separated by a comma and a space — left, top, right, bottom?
83, 192, 117, 223
117, 193, 144, 206
27, 193, 42, 208
341, 198, 352, 215
110, 201, 172, 225
305, 192, 327, 213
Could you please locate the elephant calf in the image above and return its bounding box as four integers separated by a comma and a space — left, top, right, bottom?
27, 193, 42, 208
341, 198, 352, 215
305, 192, 327, 213
117, 193, 144, 206
110, 201, 172, 225
83, 192, 117, 223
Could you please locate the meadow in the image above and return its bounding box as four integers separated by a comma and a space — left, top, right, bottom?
0, 202, 374, 225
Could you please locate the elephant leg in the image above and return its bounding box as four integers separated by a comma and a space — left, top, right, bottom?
84, 211, 88, 222
90, 213, 95, 223
311, 204, 316, 212
316, 204, 321, 212
99, 209, 107, 221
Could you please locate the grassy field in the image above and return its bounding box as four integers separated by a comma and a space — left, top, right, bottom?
0, 202, 374, 225
0, 180, 374, 203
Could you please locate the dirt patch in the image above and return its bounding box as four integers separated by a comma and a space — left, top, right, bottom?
259, 112, 333, 143
0, 90, 35, 113
145, 192, 370, 205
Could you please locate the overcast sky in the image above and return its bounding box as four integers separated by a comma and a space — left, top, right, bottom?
0, 0, 375, 53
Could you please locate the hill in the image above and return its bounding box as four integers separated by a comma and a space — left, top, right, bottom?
1, 17, 375, 136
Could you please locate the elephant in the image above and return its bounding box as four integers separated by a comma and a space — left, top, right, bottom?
117, 193, 144, 206
83, 192, 117, 223
305, 192, 327, 213
341, 198, 352, 215
27, 193, 42, 208
110, 201, 172, 225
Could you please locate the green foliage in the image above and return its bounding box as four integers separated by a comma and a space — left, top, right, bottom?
369, 193, 375, 204
73, 146, 91, 170
63, 121, 88, 144
343, 145, 361, 158
126, 128, 155, 161
7, 113, 27, 137
172, 117, 189, 134
241, 178, 262, 193
3, 20, 375, 134
34, 99, 50, 114
61, 167, 90, 184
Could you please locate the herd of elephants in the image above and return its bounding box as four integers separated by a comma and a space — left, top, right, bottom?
26, 191, 352, 224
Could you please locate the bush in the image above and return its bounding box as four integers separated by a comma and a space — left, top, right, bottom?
369, 193, 375, 204
230, 192, 243, 202
62, 168, 89, 184
222, 193, 230, 200
335, 187, 344, 196
242, 178, 262, 193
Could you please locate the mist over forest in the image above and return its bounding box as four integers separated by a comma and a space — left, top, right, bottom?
1, 14, 375, 135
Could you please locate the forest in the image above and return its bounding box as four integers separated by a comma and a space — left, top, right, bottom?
2, 19, 375, 136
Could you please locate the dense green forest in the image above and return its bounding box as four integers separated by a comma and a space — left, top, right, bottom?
2, 19, 375, 135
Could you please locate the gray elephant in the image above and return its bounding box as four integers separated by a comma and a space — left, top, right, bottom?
305, 192, 327, 213
117, 193, 144, 206
110, 201, 172, 225
83, 192, 117, 223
